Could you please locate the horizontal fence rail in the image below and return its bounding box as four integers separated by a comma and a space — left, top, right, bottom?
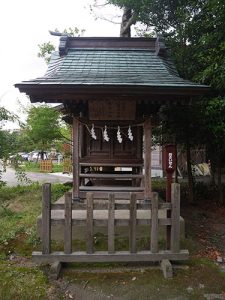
34, 183, 189, 263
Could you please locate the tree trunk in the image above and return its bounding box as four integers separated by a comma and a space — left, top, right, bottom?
186, 136, 194, 204
120, 8, 132, 37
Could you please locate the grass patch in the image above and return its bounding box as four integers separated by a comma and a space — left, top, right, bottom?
0, 183, 71, 258
20, 161, 63, 173
0, 261, 49, 300
0, 183, 72, 299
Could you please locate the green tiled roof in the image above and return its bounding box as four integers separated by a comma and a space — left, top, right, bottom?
30, 48, 205, 88
16, 37, 209, 101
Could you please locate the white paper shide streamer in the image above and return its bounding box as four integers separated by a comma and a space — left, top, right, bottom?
89, 123, 134, 143
117, 126, 122, 143
128, 126, 133, 141
90, 124, 97, 140
103, 125, 110, 142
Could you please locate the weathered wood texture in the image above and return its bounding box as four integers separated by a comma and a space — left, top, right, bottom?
79, 191, 144, 200
86, 192, 94, 254
171, 183, 180, 253
144, 118, 152, 200
151, 192, 158, 253
129, 193, 137, 253
108, 193, 115, 253
64, 192, 72, 254
89, 99, 136, 120
42, 183, 51, 254
33, 250, 189, 263
72, 117, 79, 199
79, 173, 143, 178
37, 184, 188, 264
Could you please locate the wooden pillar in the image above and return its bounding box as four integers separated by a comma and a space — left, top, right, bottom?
129, 193, 137, 253
73, 117, 79, 200
144, 118, 152, 200
151, 192, 158, 253
42, 183, 51, 254
86, 192, 94, 254
64, 192, 72, 254
108, 193, 115, 254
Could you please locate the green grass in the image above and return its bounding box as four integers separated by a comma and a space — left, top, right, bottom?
0, 183, 71, 257
0, 261, 49, 300
20, 161, 64, 173
0, 182, 71, 299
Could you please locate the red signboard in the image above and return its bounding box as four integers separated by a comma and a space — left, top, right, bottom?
163, 144, 176, 173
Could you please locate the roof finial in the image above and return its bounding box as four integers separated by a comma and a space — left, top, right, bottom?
49, 30, 69, 37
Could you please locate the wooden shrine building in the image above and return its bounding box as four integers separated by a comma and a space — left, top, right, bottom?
16, 36, 208, 269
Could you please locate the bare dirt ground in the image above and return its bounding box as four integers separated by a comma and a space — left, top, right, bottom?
181, 200, 225, 261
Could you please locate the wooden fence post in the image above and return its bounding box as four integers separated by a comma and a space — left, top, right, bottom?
64, 192, 72, 254
171, 183, 180, 253
42, 183, 51, 254
129, 193, 137, 253
151, 192, 159, 253
86, 192, 94, 254
108, 193, 115, 254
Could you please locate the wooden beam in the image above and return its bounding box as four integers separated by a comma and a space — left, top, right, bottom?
32, 250, 189, 263
51, 202, 171, 211
50, 217, 171, 227
42, 183, 51, 254
79, 186, 144, 192
79, 191, 144, 200
72, 117, 79, 200
79, 173, 144, 178
144, 118, 152, 200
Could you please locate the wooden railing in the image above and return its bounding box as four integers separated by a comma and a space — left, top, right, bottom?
32, 183, 189, 263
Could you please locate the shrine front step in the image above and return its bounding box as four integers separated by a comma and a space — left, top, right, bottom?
37, 209, 185, 241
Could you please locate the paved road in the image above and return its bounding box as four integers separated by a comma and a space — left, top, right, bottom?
1, 166, 73, 186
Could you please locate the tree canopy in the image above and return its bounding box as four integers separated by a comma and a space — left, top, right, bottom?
25, 105, 63, 154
